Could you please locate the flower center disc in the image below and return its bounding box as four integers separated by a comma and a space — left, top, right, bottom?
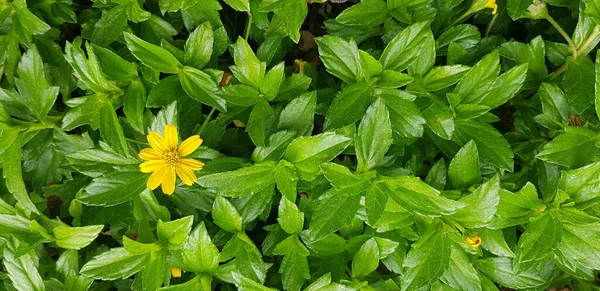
163, 151, 180, 167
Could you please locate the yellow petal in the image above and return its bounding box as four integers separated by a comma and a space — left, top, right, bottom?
176, 165, 197, 185
161, 167, 176, 195
140, 160, 166, 173
485, 0, 497, 14
178, 135, 203, 157
139, 148, 163, 160
147, 131, 168, 152
170, 267, 182, 278
180, 158, 205, 170
147, 166, 167, 190
164, 124, 178, 151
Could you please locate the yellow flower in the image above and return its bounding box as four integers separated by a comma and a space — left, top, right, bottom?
466, 234, 482, 248
170, 266, 182, 277
139, 124, 204, 195
294, 59, 307, 74
484, 0, 498, 14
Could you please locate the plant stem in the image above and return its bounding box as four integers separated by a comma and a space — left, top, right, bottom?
449, 10, 472, 27
545, 14, 578, 59
485, 14, 498, 37
576, 26, 600, 56
198, 107, 216, 136
244, 12, 253, 40
547, 25, 600, 81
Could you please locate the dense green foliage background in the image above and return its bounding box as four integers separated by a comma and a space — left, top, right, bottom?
1, 0, 600, 289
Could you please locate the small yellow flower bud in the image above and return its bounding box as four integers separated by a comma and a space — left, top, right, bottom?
233, 120, 246, 128
170, 266, 182, 278
466, 234, 482, 248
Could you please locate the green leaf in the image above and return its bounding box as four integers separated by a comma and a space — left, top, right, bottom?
422, 99, 454, 140
379, 90, 426, 142
184, 22, 213, 69
80, 247, 149, 280
231, 37, 265, 89
536, 82, 574, 127
260, 62, 285, 100
448, 140, 481, 189
157, 216, 193, 249
263, 0, 307, 43
321, 162, 373, 192
383, 176, 465, 217
283, 132, 352, 180
2, 137, 39, 214
436, 24, 480, 56
454, 51, 500, 104
476, 257, 545, 289
422, 65, 470, 91
218, 84, 262, 107
53, 224, 103, 250
558, 161, 600, 209
277, 197, 304, 234
490, 183, 545, 229
324, 81, 373, 130
315, 36, 363, 83
481, 229, 515, 257
247, 100, 274, 147
514, 211, 562, 272
356, 98, 392, 172
377, 70, 414, 88
507, 0, 533, 19
596, 52, 600, 119
335, 0, 389, 27
563, 56, 595, 114
15, 46, 59, 120
182, 221, 220, 273
280, 251, 310, 291
401, 220, 451, 291
380, 22, 431, 72
123, 79, 147, 133
277, 91, 316, 136
213, 196, 243, 232
352, 238, 379, 278
91, 5, 128, 47
536, 127, 599, 168
480, 63, 528, 108
197, 162, 277, 198
178, 66, 227, 111
99, 104, 128, 155
77, 171, 148, 206
440, 243, 481, 291
223, 0, 250, 11
365, 183, 388, 225
275, 160, 299, 201
233, 272, 278, 291
124, 32, 182, 74
451, 176, 500, 228
64, 39, 122, 94
307, 188, 362, 242
452, 120, 514, 171
141, 250, 167, 291
555, 221, 600, 271
3, 239, 45, 291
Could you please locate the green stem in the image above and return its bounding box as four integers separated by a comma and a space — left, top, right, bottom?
485, 14, 498, 37
244, 12, 253, 41
576, 26, 600, 56
547, 25, 600, 81
198, 107, 216, 136
125, 138, 149, 146
545, 14, 578, 59
449, 10, 473, 27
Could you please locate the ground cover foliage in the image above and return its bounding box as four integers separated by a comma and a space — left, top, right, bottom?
1, 0, 600, 289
